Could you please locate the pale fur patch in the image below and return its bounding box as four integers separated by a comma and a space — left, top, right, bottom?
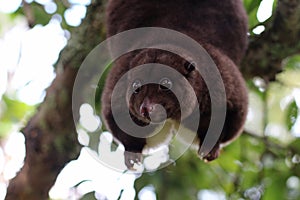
144, 119, 200, 153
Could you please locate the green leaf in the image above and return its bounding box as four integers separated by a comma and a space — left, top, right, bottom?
284, 55, 300, 71
243, 0, 261, 29
243, 0, 262, 14
247, 80, 265, 99
0, 95, 35, 138
80, 192, 97, 200
285, 100, 298, 131
95, 61, 113, 115
263, 176, 288, 200
290, 139, 300, 153
54, 0, 70, 30
30, 2, 52, 26
2, 96, 35, 121
0, 121, 13, 138
216, 140, 241, 173
276, 70, 300, 87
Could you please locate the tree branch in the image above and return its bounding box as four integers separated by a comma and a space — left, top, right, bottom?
241, 0, 300, 80
5, 1, 107, 199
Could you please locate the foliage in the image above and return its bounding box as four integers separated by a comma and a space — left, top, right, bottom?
0, 95, 35, 138
135, 133, 300, 200
244, 0, 262, 29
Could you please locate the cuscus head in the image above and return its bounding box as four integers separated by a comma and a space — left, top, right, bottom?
125, 48, 202, 124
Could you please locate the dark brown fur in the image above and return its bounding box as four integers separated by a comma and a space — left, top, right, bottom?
102, 0, 248, 169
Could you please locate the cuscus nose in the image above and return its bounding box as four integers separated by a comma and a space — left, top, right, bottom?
139, 98, 154, 119
139, 98, 167, 123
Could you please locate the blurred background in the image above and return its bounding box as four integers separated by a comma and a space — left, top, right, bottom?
0, 0, 300, 199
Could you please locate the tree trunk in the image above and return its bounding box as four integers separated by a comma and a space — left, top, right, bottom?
5, 1, 107, 199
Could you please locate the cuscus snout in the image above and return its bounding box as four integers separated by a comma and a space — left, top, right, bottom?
139, 98, 167, 123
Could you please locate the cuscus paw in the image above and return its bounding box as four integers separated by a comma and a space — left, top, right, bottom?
124, 151, 143, 170
198, 144, 221, 162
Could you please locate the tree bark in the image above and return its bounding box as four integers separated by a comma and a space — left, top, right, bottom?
241, 0, 300, 80
5, 1, 106, 199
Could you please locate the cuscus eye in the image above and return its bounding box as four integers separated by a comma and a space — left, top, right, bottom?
184, 61, 196, 73
159, 77, 172, 91
132, 79, 142, 93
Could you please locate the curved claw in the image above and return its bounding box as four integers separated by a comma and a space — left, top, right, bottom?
124, 151, 143, 170
198, 143, 221, 162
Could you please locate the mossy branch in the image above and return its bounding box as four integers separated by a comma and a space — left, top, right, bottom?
241, 0, 300, 80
